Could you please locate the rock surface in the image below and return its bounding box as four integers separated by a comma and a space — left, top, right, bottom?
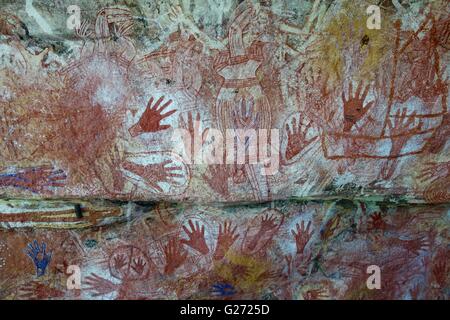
0, 0, 448, 203
0, 0, 448, 300
0, 200, 448, 300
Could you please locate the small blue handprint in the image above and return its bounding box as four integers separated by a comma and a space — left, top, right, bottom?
211, 283, 236, 297
24, 240, 52, 277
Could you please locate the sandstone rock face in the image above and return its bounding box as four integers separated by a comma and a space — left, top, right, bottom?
0, 201, 449, 300
0, 0, 448, 300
